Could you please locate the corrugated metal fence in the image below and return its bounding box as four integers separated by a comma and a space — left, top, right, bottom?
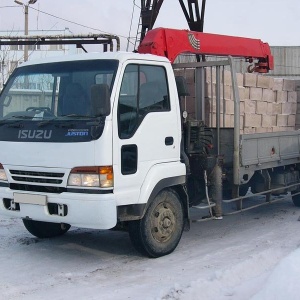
175, 46, 300, 79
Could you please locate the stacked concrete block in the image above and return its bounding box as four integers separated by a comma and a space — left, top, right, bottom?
273, 78, 284, 91
174, 67, 299, 133
204, 69, 240, 127
244, 114, 262, 127
257, 75, 274, 89
244, 73, 257, 87
204, 71, 298, 133
283, 79, 295, 92
279, 79, 297, 131
295, 80, 300, 129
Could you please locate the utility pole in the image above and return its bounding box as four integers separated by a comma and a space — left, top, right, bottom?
24, 3, 29, 61
14, 0, 38, 62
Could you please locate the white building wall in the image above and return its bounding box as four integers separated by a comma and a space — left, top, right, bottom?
0, 28, 82, 88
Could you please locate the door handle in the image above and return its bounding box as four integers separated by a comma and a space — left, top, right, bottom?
165, 136, 174, 146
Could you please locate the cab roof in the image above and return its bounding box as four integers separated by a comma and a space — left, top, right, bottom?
19, 51, 170, 67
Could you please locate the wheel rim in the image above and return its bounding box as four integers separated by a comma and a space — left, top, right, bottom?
150, 201, 176, 243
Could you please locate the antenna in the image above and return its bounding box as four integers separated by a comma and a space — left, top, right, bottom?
36, 3, 40, 30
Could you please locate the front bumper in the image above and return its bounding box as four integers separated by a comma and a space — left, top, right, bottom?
0, 187, 117, 229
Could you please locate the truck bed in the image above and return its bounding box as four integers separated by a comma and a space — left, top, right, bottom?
211, 128, 300, 170
241, 130, 300, 169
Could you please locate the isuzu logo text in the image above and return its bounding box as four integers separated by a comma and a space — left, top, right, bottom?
18, 130, 52, 139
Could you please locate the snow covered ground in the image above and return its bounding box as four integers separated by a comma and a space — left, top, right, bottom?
1, 194, 300, 300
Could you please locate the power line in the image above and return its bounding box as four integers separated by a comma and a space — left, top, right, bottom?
0, 6, 20, 8
2, 4, 131, 44
29, 6, 128, 39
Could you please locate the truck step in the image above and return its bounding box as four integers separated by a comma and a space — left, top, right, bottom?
192, 202, 216, 210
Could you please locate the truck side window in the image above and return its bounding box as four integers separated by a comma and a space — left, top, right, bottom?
118, 64, 170, 139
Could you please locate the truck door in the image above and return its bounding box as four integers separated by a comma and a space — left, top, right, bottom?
113, 63, 180, 206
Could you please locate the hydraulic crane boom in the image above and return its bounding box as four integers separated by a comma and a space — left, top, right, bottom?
137, 0, 206, 47
138, 27, 274, 73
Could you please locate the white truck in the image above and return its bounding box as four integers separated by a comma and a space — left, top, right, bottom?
0, 28, 299, 257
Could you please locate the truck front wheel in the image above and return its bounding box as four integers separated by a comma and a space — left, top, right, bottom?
22, 219, 71, 238
128, 189, 184, 258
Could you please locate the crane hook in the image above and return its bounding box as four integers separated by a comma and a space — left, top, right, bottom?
247, 64, 256, 73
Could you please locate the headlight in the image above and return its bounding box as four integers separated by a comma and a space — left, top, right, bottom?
0, 164, 7, 181
68, 166, 113, 188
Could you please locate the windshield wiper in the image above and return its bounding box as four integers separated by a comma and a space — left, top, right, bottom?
0, 115, 33, 127
60, 114, 91, 118
8, 115, 33, 120
38, 118, 77, 129
60, 114, 104, 126
38, 115, 92, 128
37, 118, 58, 127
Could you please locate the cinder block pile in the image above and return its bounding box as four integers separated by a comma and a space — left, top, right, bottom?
175, 68, 298, 134
247, 74, 294, 133
295, 80, 300, 129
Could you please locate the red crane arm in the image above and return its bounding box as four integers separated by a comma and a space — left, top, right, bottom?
138, 27, 274, 73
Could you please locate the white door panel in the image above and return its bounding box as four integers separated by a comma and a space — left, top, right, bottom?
113, 62, 181, 207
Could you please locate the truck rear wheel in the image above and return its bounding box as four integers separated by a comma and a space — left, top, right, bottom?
291, 192, 300, 207
128, 189, 184, 258
22, 219, 71, 238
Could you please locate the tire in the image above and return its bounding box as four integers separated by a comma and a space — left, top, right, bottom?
22, 219, 71, 238
291, 192, 300, 207
128, 189, 184, 258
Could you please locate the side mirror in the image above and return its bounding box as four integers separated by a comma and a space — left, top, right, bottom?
91, 84, 111, 116
175, 76, 190, 97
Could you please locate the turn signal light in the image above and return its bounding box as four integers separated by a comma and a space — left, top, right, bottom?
0, 164, 7, 182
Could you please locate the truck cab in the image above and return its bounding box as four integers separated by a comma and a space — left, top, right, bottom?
0, 52, 187, 257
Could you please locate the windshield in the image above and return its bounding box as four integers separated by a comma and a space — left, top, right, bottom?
0, 59, 118, 121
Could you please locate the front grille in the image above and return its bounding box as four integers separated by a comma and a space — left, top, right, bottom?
11, 176, 62, 184
9, 169, 65, 185
10, 170, 64, 178
10, 183, 65, 194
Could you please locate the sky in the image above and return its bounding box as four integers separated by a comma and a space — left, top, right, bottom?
0, 0, 299, 51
